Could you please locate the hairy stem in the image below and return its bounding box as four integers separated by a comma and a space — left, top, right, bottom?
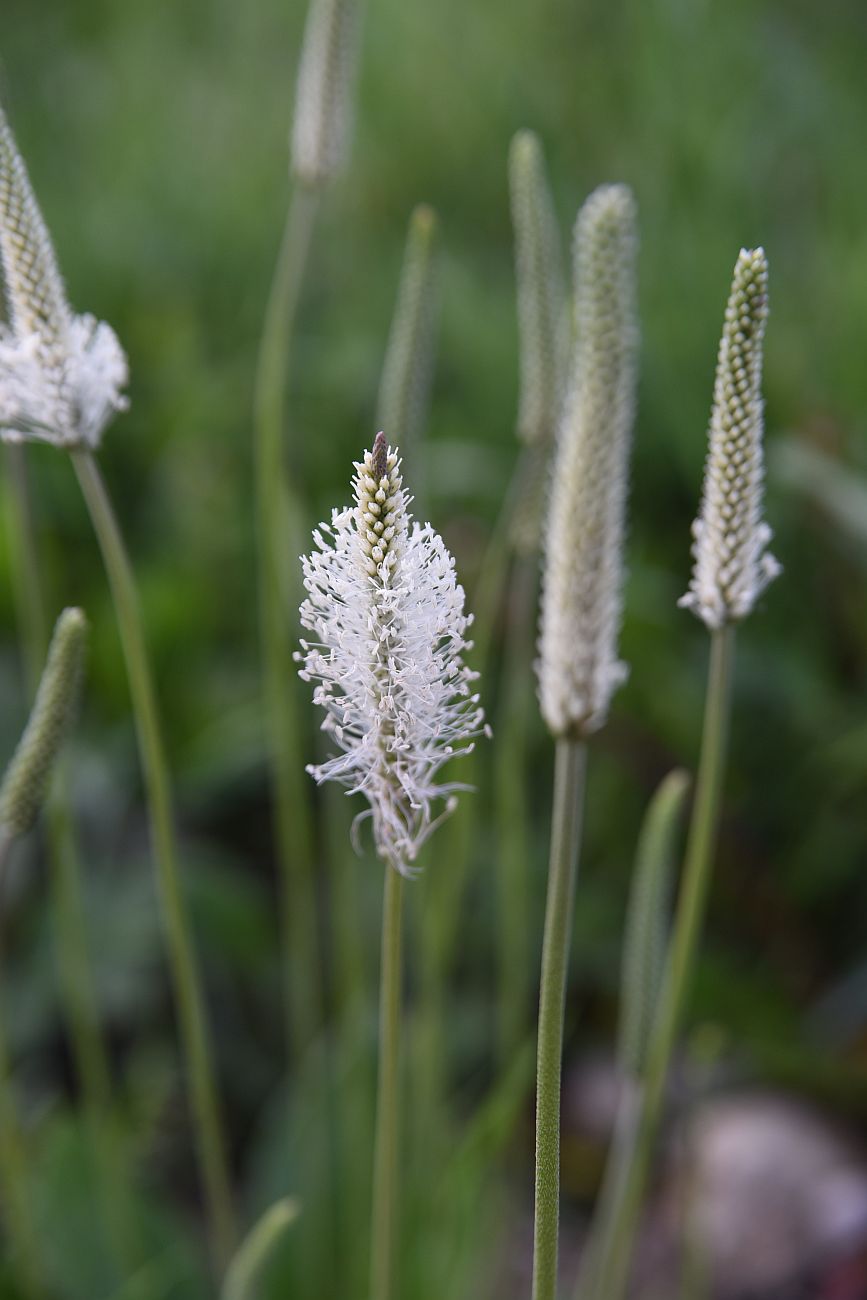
71, 449, 235, 1271
532, 738, 587, 1300
369, 867, 405, 1300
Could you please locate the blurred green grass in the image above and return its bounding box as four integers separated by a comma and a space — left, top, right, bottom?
0, 0, 866, 1296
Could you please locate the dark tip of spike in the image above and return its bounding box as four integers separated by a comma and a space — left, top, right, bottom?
372, 431, 388, 481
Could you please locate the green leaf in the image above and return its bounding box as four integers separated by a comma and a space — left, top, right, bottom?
617, 768, 691, 1077
221, 1198, 300, 1300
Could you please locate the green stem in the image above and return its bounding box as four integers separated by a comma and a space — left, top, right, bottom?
325, 784, 373, 1297
3, 444, 138, 1277
71, 449, 235, 1271
253, 182, 323, 1053
494, 553, 536, 1069
588, 625, 735, 1300
369, 867, 405, 1300
3, 447, 49, 663
532, 737, 587, 1300
0, 831, 44, 1297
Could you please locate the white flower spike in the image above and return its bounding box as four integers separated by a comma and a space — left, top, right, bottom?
0, 104, 128, 449
680, 248, 780, 630
538, 183, 638, 739
297, 432, 489, 876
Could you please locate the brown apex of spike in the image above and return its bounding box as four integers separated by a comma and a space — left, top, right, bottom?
372, 430, 388, 482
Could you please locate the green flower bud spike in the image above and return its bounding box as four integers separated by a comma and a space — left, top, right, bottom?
508, 130, 568, 555
0, 607, 86, 841
509, 130, 567, 451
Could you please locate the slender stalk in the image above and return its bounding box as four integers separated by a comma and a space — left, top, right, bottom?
325, 783, 373, 1297
588, 625, 735, 1300
369, 866, 405, 1300
3, 444, 138, 1276
494, 553, 536, 1068
253, 182, 323, 1053
0, 831, 43, 1297
71, 449, 235, 1270
3, 447, 49, 661
532, 738, 587, 1300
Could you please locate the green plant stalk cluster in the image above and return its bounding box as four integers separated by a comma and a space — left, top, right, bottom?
587, 626, 735, 1300
253, 183, 323, 1055
576, 767, 690, 1297
3, 444, 141, 1282
72, 449, 236, 1271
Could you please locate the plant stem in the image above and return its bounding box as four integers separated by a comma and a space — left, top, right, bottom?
3, 444, 139, 1277
253, 182, 323, 1054
3, 447, 49, 661
71, 448, 235, 1271
0, 831, 44, 1297
532, 737, 587, 1300
494, 552, 536, 1069
588, 625, 735, 1300
369, 866, 405, 1300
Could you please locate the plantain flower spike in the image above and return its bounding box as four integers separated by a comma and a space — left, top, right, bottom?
537, 184, 638, 738
297, 432, 489, 876
291, 0, 362, 186
509, 130, 568, 555
509, 130, 567, 450
0, 608, 87, 840
679, 248, 780, 629
376, 204, 440, 488
0, 104, 128, 448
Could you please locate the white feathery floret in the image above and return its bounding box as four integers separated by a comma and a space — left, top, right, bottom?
680, 248, 780, 630
0, 103, 128, 449
297, 433, 489, 876
291, 0, 361, 186
537, 183, 638, 738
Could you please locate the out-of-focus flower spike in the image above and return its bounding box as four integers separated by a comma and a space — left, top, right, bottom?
291, 0, 362, 186
679, 248, 780, 629
537, 183, 639, 738
376, 204, 440, 489
0, 607, 87, 841
509, 130, 568, 450
509, 131, 568, 555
